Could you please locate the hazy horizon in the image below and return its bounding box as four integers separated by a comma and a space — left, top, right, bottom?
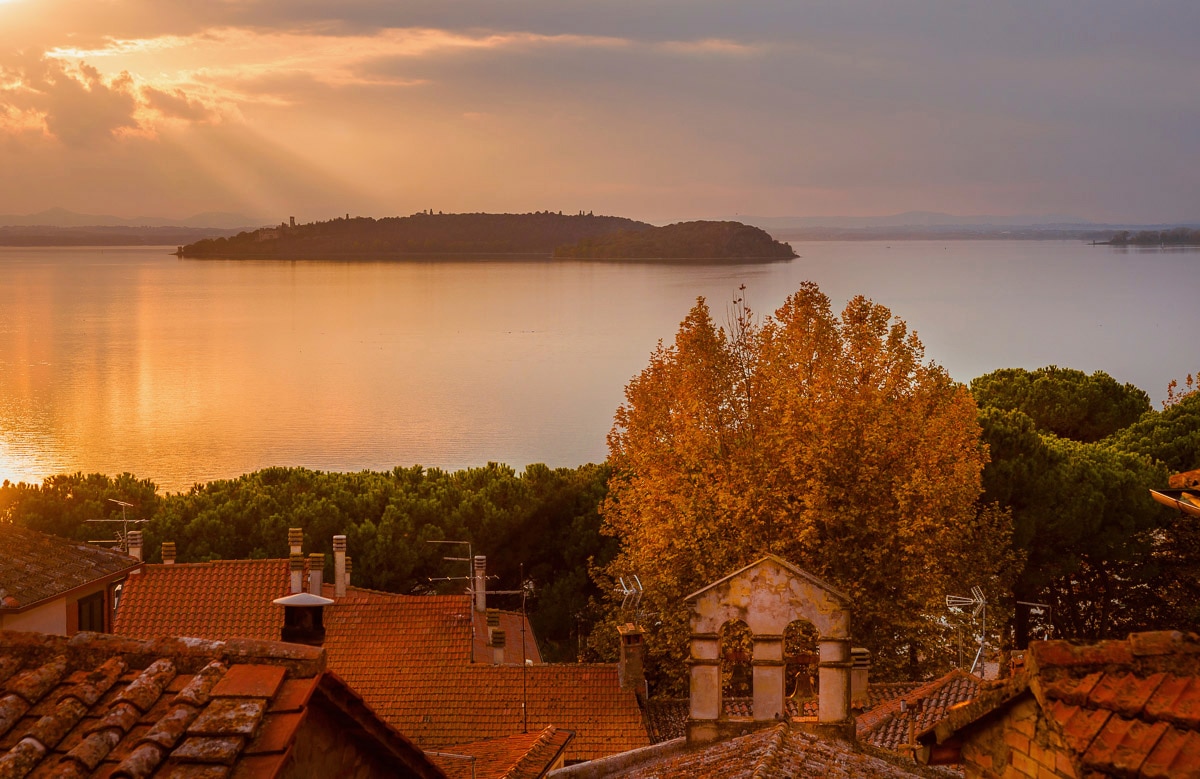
1, 2, 1197, 224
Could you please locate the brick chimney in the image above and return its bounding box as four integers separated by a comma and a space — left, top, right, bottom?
126, 530, 143, 562
288, 527, 303, 557
473, 555, 487, 613
289, 554, 305, 595
618, 623, 646, 697
333, 535, 347, 598
308, 553, 324, 594
161, 542, 176, 565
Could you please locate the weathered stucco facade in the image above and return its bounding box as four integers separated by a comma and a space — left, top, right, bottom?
684, 555, 853, 742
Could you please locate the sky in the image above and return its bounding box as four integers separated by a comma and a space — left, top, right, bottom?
0, 1, 1197, 224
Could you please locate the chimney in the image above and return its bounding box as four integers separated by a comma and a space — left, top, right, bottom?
273, 591, 334, 646
289, 554, 305, 595
308, 553, 325, 594
473, 555, 487, 612
126, 530, 143, 562
162, 542, 176, 565
333, 535, 347, 598
345, 556, 353, 588
618, 623, 646, 696
851, 647, 871, 709
491, 629, 506, 665
288, 527, 303, 557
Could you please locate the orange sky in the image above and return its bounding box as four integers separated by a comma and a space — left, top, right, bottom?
1, 0, 1198, 223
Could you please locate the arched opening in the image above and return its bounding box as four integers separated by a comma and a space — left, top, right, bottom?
719, 619, 754, 709
785, 619, 820, 715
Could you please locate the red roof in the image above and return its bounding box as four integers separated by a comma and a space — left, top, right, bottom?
857, 669, 982, 752
0, 629, 445, 778
923, 630, 1200, 778
393, 664, 648, 762
0, 524, 140, 611
432, 726, 573, 779
113, 560, 645, 763
575, 721, 948, 778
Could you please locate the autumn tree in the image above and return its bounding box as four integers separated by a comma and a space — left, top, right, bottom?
597, 283, 1015, 688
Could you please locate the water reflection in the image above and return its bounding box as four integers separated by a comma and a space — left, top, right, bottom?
1, 243, 1196, 492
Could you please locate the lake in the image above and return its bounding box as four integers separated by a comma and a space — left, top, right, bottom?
1, 241, 1195, 492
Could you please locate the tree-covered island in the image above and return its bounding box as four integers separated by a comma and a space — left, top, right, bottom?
176, 212, 797, 261
1105, 227, 1200, 246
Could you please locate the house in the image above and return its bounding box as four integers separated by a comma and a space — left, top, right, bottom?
112, 532, 650, 766
857, 668, 982, 756
0, 523, 141, 635
545, 556, 958, 779
0, 628, 447, 778
916, 630, 1200, 778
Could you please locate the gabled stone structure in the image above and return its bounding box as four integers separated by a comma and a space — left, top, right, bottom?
683, 555, 853, 742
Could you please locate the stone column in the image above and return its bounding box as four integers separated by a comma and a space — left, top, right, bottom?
817, 637, 852, 723
688, 633, 721, 720
752, 634, 785, 721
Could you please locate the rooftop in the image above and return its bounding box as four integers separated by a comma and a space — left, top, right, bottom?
433, 726, 573, 779
0, 524, 140, 611
925, 630, 1200, 777
0, 629, 445, 778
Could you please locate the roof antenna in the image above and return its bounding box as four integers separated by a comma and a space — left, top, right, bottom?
86, 499, 148, 553
946, 585, 988, 677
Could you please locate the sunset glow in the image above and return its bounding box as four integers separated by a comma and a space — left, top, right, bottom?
0, 2, 1197, 222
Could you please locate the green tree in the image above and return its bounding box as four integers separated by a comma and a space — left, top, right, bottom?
970, 366, 1150, 443
597, 284, 1015, 689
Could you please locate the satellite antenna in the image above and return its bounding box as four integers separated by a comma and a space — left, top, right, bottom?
945, 586, 987, 676
86, 499, 148, 552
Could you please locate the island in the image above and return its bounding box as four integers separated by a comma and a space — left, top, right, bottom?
553, 220, 796, 260
176, 212, 797, 261
1104, 228, 1200, 247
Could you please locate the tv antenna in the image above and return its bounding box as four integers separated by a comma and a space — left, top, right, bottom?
86, 499, 148, 553
1017, 600, 1054, 640
946, 585, 987, 676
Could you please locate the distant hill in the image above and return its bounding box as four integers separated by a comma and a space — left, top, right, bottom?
0, 225, 247, 247
0, 208, 268, 229
179, 212, 654, 259
553, 220, 796, 260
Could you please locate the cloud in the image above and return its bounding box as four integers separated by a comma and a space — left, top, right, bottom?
142, 85, 215, 121
0, 56, 140, 145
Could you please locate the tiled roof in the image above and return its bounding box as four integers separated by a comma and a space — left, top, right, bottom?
576, 721, 956, 778
1029, 630, 1200, 778
643, 681, 935, 745
0, 629, 446, 778
857, 669, 981, 752
925, 630, 1200, 778
0, 525, 140, 610
433, 726, 573, 779
114, 561, 641, 762
395, 664, 649, 763
114, 560, 289, 641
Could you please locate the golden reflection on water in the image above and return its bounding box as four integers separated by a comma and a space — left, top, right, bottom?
1, 243, 1196, 492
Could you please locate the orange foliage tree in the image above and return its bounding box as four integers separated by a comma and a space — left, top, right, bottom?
596, 282, 1015, 687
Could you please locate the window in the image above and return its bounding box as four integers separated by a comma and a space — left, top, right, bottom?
78, 591, 106, 633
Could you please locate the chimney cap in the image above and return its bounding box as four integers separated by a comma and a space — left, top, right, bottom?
273, 592, 335, 607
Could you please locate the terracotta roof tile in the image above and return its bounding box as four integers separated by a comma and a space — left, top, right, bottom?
858, 669, 982, 753
589, 721, 949, 778
0, 629, 446, 778
115, 562, 638, 763
924, 631, 1200, 778
434, 726, 572, 779
208, 667, 285, 700
0, 525, 140, 611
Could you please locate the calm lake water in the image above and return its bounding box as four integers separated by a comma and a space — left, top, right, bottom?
1, 241, 1195, 492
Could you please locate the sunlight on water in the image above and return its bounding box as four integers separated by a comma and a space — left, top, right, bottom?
0, 243, 1196, 492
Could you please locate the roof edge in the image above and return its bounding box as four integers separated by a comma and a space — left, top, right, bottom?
683, 555, 850, 604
